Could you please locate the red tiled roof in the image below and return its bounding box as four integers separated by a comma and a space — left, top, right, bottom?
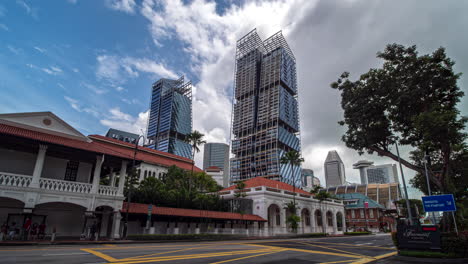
205, 166, 221, 172
122, 202, 267, 222
0, 123, 202, 172
221, 177, 311, 195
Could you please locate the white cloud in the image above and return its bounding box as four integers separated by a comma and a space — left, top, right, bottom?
0, 5, 6, 17
67, 0, 78, 4
0, 24, 8, 31
72, 68, 79, 73
100, 109, 149, 135
34, 46, 46, 53
82, 82, 107, 95
96, 54, 177, 84
16, 0, 38, 19
116, 86, 125, 92
42, 66, 63, 75
7, 45, 21, 54
64, 96, 100, 117
105, 0, 136, 14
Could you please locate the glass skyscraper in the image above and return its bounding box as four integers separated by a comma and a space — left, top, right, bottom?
324, 150, 346, 187
147, 76, 192, 159
230, 29, 301, 186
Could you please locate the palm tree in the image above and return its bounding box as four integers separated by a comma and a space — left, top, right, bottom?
184, 130, 206, 192
280, 150, 304, 206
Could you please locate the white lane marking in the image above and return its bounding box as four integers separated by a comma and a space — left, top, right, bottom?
83, 262, 105, 264
43, 252, 90, 256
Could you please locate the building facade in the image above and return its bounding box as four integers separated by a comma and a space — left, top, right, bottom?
326, 183, 402, 209
353, 160, 399, 184
147, 76, 193, 159
203, 143, 229, 186
230, 29, 301, 186
301, 169, 314, 191
324, 150, 346, 187
105, 128, 139, 144
0, 112, 201, 240
219, 177, 345, 235
204, 166, 225, 187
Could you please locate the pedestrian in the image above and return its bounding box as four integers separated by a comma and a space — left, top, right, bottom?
8, 222, 17, 240
90, 221, 97, 241
0, 222, 7, 241
23, 217, 32, 240
38, 222, 46, 239
31, 223, 38, 240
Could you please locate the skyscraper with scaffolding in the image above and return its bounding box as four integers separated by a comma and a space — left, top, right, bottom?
230, 29, 301, 186
147, 76, 193, 159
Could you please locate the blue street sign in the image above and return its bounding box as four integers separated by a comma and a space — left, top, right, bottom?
422, 194, 457, 212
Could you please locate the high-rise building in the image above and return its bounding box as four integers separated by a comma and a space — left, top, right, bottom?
147, 76, 192, 159
230, 29, 301, 186
301, 169, 314, 189
203, 143, 230, 187
353, 160, 399, 184
324, 150, 346, 187
105, 128, 139, 144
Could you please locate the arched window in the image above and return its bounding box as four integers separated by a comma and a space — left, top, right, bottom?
144, 170, 148, 179
336, 212, 343, 231
152, 171, 156, 178
302, 209, 311, 226
327, 211, 333, 226
315, 210, 322, 226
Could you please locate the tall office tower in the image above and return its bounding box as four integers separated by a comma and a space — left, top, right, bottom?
301, 169, 314, 188
230, 29, 301, 186
353, 161, 399, 184
203, 143, 230, 187
352, 160, 374, 184
147, 76, 193, 159
324, 150, 346, 187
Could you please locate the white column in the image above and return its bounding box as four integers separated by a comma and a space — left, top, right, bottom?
30, 144, 48, 188
333, 211, 338, 234
109, 168, 115, 187
111, 211, 122, 239
117, 160, 128, 196
280, 208, 286, 233
91, 155, 104, 194
342, 211, 347, 232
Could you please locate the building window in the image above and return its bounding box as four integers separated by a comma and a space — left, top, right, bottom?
360, 209, 364, 218
276, 208, 280, 226
327, 212, 333, 226
351, 210, 355, 218
144, 170, 148, 179
152, 171, 156, 177
369, 209, 374, 218
64, 160, 79, 181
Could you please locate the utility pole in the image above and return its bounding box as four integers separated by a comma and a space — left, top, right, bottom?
395, 143, 413, 225
423, 153, 437, 224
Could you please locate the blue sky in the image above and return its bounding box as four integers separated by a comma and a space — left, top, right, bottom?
1, 0, 467, 188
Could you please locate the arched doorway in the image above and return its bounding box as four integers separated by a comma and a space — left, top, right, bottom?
301, 208, 311, 233
326, 211, 333, 232
267, 204, 281, 227
336, 212, 343, 231
34, 202, 86, 237
315, 209, 323, 233
95, 206, 114, 239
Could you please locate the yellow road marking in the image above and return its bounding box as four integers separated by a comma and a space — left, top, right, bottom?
297, 242, 370, 258
320, 260, 354, 264
310, 241, 395, 250
98, 249, 277, 264
348, 251, 397, 264
248, 243, 362, 259
121, 244, 224, 260
81, 248, 118, 262
209, 250, 284, 264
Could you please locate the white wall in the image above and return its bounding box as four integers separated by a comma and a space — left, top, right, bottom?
0, 147, 36, 175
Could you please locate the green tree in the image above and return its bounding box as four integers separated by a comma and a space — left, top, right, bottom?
396, 199, 425, 218
284, 201, 300, 233
330, 43, 467, 197
280, 150, 305, 205
184, 130, 207, 192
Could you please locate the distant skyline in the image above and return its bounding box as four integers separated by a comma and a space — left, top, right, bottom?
1, 0, 467, 186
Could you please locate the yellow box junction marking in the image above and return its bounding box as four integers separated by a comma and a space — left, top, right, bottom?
296, 242, 370, 259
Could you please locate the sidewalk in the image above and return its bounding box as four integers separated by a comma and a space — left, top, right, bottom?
373, 255, 468, 263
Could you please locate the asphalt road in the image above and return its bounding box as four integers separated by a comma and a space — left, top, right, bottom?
0, 234, 397, 264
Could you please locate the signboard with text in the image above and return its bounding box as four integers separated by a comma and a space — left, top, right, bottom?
422, 194, 456, 212
397, 224, 441, 250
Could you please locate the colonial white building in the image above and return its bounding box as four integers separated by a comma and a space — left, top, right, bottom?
219, 177, 346, 235
0, 112, 200, 240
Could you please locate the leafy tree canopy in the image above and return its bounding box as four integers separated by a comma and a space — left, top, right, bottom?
130, 166, 227, 211
331, 43, 467, 197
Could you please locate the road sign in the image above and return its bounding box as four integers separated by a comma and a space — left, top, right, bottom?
147, 204, 153, 216
422, 194, 456, 212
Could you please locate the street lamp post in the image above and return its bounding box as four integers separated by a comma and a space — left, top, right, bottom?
395, 143, 414, 225
123, 135, 145, 239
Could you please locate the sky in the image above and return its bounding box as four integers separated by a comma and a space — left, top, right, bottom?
1, 0, 467, 194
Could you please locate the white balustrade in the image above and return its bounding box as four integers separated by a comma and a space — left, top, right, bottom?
98, 185, 119, 196
0, 173, 32, 187
39, 178, 93, 194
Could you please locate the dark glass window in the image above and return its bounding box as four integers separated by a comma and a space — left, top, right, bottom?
64, 160, 79, 181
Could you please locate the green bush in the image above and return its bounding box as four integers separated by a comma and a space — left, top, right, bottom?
344, 231, 372, 236
399, 250, 458, 258
441, 233, 468, 258
127, 234, 239, 241
391, 232, 398, 248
